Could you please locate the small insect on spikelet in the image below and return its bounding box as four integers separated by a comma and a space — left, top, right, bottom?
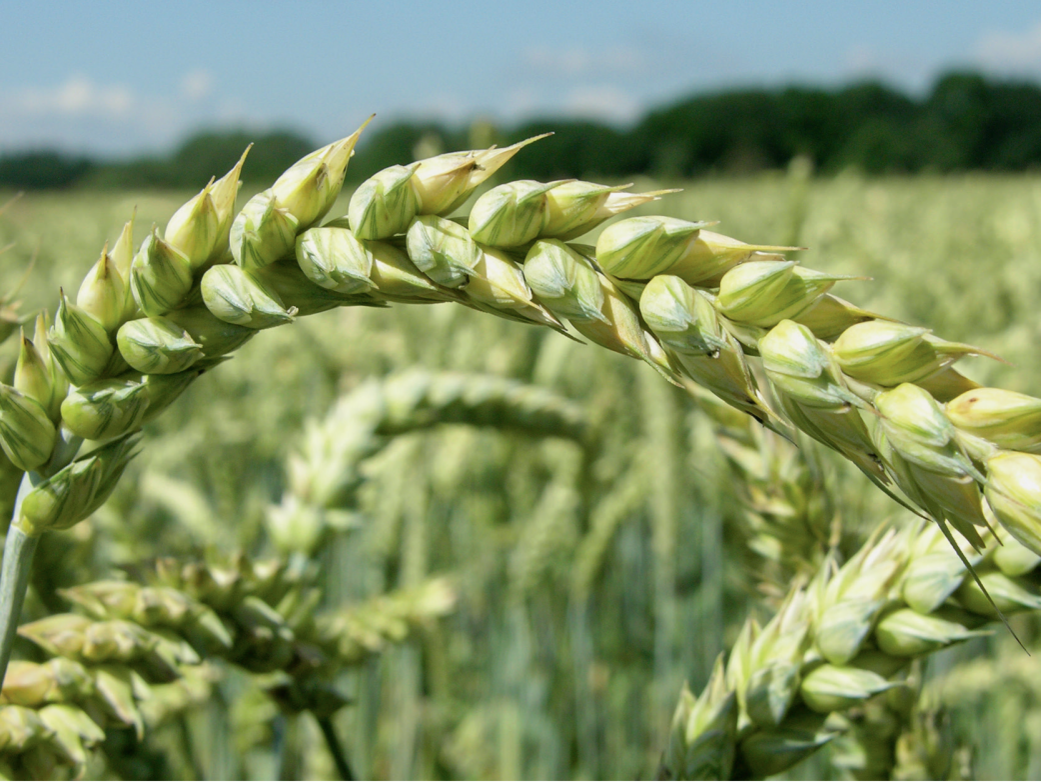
640, 275, 778, 428
524, 239, 680, 383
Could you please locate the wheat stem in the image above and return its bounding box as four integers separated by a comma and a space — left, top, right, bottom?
316, 714, 355, 781
0, 519, 36, 686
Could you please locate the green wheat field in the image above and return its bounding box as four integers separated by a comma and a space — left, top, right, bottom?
2, 168, 1041, 779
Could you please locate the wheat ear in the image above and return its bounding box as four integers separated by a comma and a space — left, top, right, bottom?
269, 368, 590, 555
658, 521, 1039, 780
6, 125, 1041, 685
0, 553, 455, 777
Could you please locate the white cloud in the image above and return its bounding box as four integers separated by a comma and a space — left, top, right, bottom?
503, 87, 539, 120
562, 85, 641, 124
13, 74, 133, 117
411, 91, 471, 123
829, 43, 935, 93
974, 22, 1041, 72
180, 70, 214, 101
524, 45, 646, 77
0, 72, 239, 154
844, 44, 885, 75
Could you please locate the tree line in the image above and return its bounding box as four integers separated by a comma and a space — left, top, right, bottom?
4, 70, 1041, 190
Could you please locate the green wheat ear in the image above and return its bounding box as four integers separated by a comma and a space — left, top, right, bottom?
0, 554, 457, 777
266, 368, 589, 555
660, 521, 1041, 780
5, 123, 1041, 761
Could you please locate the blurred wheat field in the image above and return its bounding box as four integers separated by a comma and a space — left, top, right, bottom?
1, 169, 1041, 779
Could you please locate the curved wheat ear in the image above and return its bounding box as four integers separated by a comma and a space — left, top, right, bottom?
658, 521, 1039, 780
267, 368, 590, 555
5, 124, 1041, 681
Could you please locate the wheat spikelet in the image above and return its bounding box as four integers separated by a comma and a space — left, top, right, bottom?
688, 383, 838, 596
827, 663, 965, 781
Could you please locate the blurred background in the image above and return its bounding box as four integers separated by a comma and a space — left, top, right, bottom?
2, 1, 1041, 779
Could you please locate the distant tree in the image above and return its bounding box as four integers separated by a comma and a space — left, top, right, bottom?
636, 90, 788, 176
6, 70, 1041, 190
0, 152, 94, 189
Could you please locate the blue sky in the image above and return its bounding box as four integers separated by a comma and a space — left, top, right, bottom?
3, 1, 1041, 156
